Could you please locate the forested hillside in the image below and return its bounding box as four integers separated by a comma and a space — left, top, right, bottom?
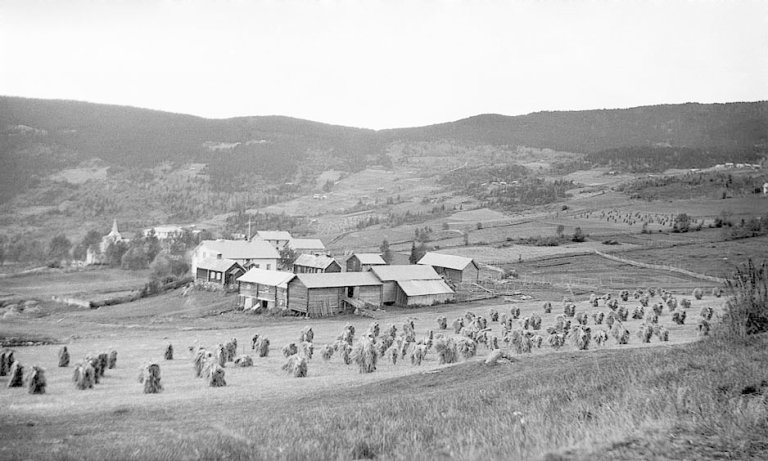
1, 97, 766, 204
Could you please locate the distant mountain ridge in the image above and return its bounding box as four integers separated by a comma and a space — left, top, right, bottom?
1, 96, 767, 202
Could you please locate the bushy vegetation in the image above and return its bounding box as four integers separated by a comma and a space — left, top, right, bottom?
721, 259, 768, 337
617, 171, 767, 201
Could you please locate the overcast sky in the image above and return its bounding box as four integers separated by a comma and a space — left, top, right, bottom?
1, 0, 766, 129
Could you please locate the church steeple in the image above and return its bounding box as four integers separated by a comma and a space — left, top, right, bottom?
111, 218, 119, 235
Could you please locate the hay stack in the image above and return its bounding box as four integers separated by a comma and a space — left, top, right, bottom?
592, 312, 605, 325
234, 355, 253, 367
620, 290, 630, 302
58, 346, 70, 367
589, 293, 599, 307
402, 321, 416, 343
530, 314, 542, 330
193, 348, 210, 377
282, 342, 298, 358
672, 311, 686, 325
617, 306, 629, 322
320, 344, 335, 361
639, 295, 649, 307
510, 307, 521, 319
434, 336, 457, 364
712, 287, 723, 298
637, 324, 653, 343
700, 307, 714, 321
367, 322, 380, 338
207, 363, 227, 386
1, 350, 15, 376
214, 344, 227, 367
652, 303, 663, 316
680, 298, 691, 309
632, 306, 645, 319
489, 335, 499, 350
607, 299, 619, 311
108, 350, 118, 369
594, 330, 609, 346
256, 338, 270, 357
140, 363, 163, 393
436, 316, 448, 330
73, 360, 95, 390
85, 356, 101, 384
299, 327, 314, 343
386, 324, 397, 338
489, 309, 499, 322
164, 344, 174, 360
574, 312, 588, 326
410, 344, 428, 365
225, 339, 238, 362
547, 333, 566, 350
385, 345, 399, 365
338, 325, 355, 345
97, 353, 108, 377
456, 338, 477, 359
569, 326, 591, 350
251, 334, 260, 350
646, 312, 659, 324
531, 334, 543, 348
352, 339, 378, 374
654, 326, 669, 342
542, 301, 552, 313
281, 354, 307, 378
7, 361, 24, 387
300, 341, 314, 359
452, 318, 464, 334
648, 287, 657, 297
698, 318, 710, 336
27, 366, 46, 394
693, 288, 703, 300
563, 303, 576, 317
667, 297, 678, 311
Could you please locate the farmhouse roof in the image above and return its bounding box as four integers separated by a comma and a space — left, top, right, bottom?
255, 230, 293, 241
418, 252, 476, 271
397, 279, 454, 296
352, 253, 386, 265
237, 268, 296, 287
370, 265, 442, 282
295, 272, 381, 289
289, 238, 326, 251
196, 258, 242, 272
199, 239, 280, 260
293, 254, 338, 270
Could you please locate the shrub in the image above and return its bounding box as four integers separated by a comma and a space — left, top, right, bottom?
720, 259, 768, 337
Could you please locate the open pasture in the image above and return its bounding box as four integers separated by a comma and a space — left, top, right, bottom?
0, 284, 730, 459
0, 268, 149, 300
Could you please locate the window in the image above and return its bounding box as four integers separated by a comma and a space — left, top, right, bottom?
266, 264, 271, 270
255, 264, 260, 269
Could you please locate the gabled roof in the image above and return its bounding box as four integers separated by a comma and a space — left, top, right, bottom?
370, 265, 442, 282
351, 253, 386, 265
289, 238, 326, 251
255, 231, 292, 241
293, 254, 339, 270
237, 268, 296, 287
198, 239, 280, 260
197, 258, 243, 272
294, 272, 381, 288
398, 279, 454, 296
417, 252, 476, 271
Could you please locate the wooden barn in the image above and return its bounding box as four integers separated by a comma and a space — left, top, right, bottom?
346, 253, 386, 272
370, 265, 455, 306
286, 272, 382, 317
293, 254, 341, 274
236, 268, 295, 311
417, 252, 479, 284
195, 258, 245, 286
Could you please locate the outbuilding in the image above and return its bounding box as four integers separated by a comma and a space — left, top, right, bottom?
292, 254, 342, 274
370, 265, 455, 306
346, 253, 386, 272
417, 252, 479, 284
195, 258, 245, 286
236, 268, 295, 311
286, 272, 382, 317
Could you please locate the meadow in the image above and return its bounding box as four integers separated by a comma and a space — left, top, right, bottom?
0, 267, 738, 460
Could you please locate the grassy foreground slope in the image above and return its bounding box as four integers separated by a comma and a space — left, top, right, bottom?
1, 334, 766, 460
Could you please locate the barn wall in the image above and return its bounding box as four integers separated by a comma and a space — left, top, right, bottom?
357, 285, 382, 307
381, 281, 397, 304
406, 292, 454, 306
287, 280, 308, 313
347, 257, 361, 272
307, 287, 341, 317
462, 264, 479, 282
327, 262, 342, 273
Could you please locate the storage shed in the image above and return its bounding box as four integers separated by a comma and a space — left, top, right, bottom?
286, 272, 382, 317
346, 253, 386, 272
370, 265, 455, 306
417, 252, 479, 283
236, 268, 295, 311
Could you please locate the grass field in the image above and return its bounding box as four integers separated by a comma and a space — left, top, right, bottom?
0, 285, 755, 460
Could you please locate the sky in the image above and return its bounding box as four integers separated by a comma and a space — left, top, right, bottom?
1, 0, 767, 129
